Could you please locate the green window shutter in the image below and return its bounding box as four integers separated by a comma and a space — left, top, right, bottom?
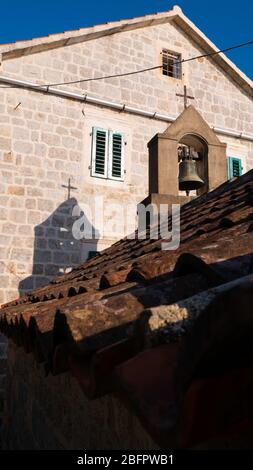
112, 133, 123, 178
91, 127, 108, 178
108, 131, 124, 180
227, 157, 242, 179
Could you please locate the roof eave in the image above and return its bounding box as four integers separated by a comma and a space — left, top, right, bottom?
0, 6, 252, 97
173, 12, 253, 97
0, 8, 178, 59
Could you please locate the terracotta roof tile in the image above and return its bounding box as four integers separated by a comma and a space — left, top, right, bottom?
114, 344, 179, 447
2, 170, 253, 447
2, 171, 253, 345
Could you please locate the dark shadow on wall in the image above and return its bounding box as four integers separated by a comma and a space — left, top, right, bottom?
19, 198, 99, 296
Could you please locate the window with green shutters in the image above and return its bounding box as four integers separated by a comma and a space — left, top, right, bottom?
109, 132, 124, 179
91, 128, 108, 178
227, 157, 243, 179
91, 127, 124, 180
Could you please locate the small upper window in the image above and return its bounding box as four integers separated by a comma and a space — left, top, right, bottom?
162, 49, 182, 79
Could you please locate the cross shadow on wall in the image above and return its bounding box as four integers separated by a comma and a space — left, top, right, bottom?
19, 197, 99, 296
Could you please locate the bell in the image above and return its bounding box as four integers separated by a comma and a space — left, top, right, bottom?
178, 159, 205, 192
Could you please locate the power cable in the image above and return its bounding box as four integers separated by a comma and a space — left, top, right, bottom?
0, 39, 252, 89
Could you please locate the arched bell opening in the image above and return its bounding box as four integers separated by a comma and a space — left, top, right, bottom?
177, 134, 209, 196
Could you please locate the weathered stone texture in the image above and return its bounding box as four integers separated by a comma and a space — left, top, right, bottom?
3, 342, 158, 450
0, 19, 252, 303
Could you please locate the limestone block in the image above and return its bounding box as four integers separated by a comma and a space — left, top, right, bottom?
8, 209, 26, 224
27, 211, 42, 225
13, 141, 33, 154
10, 249, 32, 263
25, 199, 37, 210
42, 132, 61, 146
7, 186, 25, 196
0, 138, 11, 151
13, 127, 30, 140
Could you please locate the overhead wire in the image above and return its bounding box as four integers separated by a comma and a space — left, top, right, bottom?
0, 39, 252, 89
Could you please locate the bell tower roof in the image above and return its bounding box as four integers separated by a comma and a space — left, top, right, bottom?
162, 105, 222, 146
146, 106, 227, 201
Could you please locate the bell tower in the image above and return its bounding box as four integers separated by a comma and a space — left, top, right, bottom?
142, 106, 227, 208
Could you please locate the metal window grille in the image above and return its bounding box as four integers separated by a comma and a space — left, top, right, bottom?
162, 49, 182, 79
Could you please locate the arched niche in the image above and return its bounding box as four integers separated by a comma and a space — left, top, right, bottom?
178, 133, 209, 196
148, 106, 227, 197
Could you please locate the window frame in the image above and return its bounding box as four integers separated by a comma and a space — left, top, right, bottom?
108, 130, 124, 181
91, 127, 108, 179
227, 156, 243, 179
162, 49, 182, 80
91, 127, 124, 182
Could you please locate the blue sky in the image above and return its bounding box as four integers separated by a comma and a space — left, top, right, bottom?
0, 0, 252, 79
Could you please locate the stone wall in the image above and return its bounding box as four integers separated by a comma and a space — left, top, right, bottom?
1, 22, 253, 136
0, 19, 252, 303
2, 341, 158, 450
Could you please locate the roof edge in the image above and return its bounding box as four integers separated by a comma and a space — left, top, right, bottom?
173, 10, 253, 95
0, 7, 178, 59
0, 5, 252, 97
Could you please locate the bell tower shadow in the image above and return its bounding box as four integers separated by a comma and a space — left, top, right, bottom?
19, 197, 99, 296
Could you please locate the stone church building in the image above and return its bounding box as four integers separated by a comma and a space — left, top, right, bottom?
0, 4, 252, 306
0, 5, 253, 450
